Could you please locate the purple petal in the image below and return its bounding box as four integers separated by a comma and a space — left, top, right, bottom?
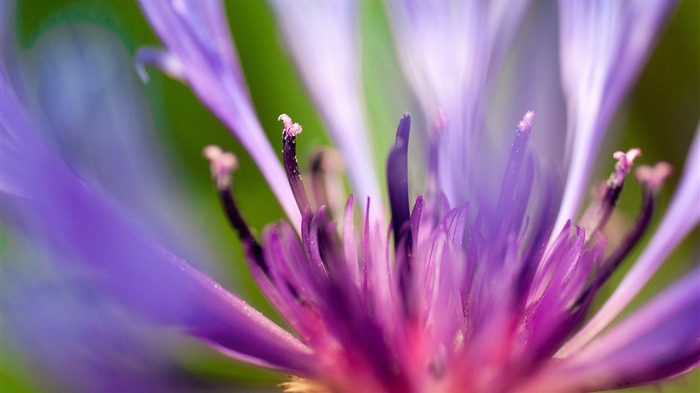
484, 2, 566, 201
2, 236, 181, 392
135, 47, 185, 82
137, 0, 300, 228
15, 23, 215, 267
543, 267, 700, 391
385, 0, 529, 206
1, 72, 314, 372
269, 0, 383, 222
559, 126, 700, 356
553, 0, 675, 232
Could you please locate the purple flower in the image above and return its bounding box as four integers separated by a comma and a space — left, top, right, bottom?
2, 0, 698, 392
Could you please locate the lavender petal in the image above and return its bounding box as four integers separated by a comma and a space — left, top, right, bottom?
553, 0, 676, 233
385, 0, 529, 206
559, 126, 700, 356
137, 0, 300, 228
1, 74, 314, 373
544, 267, 700, 391
268, 0, 383, 223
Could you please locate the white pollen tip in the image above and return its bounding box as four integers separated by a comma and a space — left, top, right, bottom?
279, 114, 303, 137
613, 148, 642, 171
610, 147, 642, 187
289, 123, 302, 136
203, 145, 223, 160
218, 152, 238, 171
278, 113, 293, 130
635, 162, 673, 191
203, 145, 238, 188
518, 110, 535, 133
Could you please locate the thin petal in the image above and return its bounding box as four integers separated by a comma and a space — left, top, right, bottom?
269, 0, 383, 222
559, 126, 700, 356
138, 0, 300, 228
0, 72, 314, 372
385, 0, 529, 206
0, 0, 23, 94
20, 23, 210, 266
2, 233, 183, 391
541, 267, 700, 391
484, 1, 566, 202
135, 47, 185, 82
553, 0, 675, 232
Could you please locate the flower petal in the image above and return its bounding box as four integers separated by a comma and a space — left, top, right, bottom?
559, 125, 700, 356
0, 72, 314, 372
2, 234, 181, 392
540, 267, 700, 391
269, 0, 383, 222
13, 23, 215, 267
137, 0, 300, 228
484, 1, 566, 199
385, 0, 529, 205
553, 0, 675, 232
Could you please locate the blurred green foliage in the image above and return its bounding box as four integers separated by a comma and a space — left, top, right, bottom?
4, 0, 698, 391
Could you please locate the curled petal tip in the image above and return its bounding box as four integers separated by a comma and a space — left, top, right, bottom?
134, 48, 185, 84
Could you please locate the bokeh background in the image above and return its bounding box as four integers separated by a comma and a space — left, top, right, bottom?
1, 0, 698, 392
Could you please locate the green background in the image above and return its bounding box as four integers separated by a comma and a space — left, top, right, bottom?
2, 0, 698, 392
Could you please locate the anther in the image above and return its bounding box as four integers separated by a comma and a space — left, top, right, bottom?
204, 145, 238, 190
429, 108, 448, 140
494, 111, 534, 232
635, 162, 673, 193
387, 114, 413, 256
609, 148, 642, 187
387, 114, 414, 318
309, 148, 344, 215
279, 113, 303, 137
588, 162, 673, 294
517, 110, 535, 134
590, 148, 642, 234
203, 145, 267, 274
279, 114, 310, 213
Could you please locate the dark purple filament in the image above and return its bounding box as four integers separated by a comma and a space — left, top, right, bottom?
217, 187, 268, 275
283, 130, 310, 212
387, 114, 414, 317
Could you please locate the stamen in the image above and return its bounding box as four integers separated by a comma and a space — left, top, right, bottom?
279, 114, 310, 213
429, 108, 448, 139
494, 111, 534, 230
309, 149, 328, 209
590, 148, 643, 234
427, 109, 447, 199
387, 114, 413, 256
387, 114, 413, 317
308, 148, 344, 216
517, 110, 535, 134
609, 148, 642, 187
203, 145, 238, 190
635, 162, 673, 192
203, 146, 267, 274
579, 162, 673, 304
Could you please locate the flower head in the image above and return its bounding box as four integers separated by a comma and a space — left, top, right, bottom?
2, 0, 699, 392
